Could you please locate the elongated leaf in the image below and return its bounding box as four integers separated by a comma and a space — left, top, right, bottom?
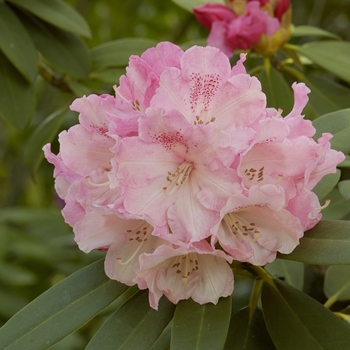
224, 307, 275, 350
8, 0, 90, 37
265, 259, 304, 290
312, 108, 350, 154
324, 266, 350, 303
304, 75, 350, 120
86, 290, 175, 350
172, 0, 223, 12
0, 51, 35, 129
24, 106, 70, 174
91, 38, 158, 69
321, 188, 350, 220
20, 12, 90, 79
171, 296, 232, 350
0, 2, 38, 82
90, 68, 126, 84
0, 259, 129, 350
291, 25, 340, 39
259, 64, 294, 114
262, 279, 350, 349
150, 322, 172, 350
338, 180, 350, 200
312, 169, 341, 201
295, 41, 350, 84
339, 155, 350, 168
279, 220, 350, 265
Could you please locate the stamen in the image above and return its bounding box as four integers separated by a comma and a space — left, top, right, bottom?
163, 162, 193, 195
275, 108, 283, 118
85, 176, 110, 187
113, 85, 140, 111
316, 199, 331, 210
223, 213, 260, 243
171, 253, 199, 285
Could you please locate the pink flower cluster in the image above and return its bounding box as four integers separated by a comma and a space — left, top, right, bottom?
44, 42, 344, 309
194, 0, 291, 57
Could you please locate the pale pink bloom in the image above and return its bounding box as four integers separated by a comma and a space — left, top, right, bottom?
135, 240, 234, 309
194, 2, 279, 57
211, 185, 303, 266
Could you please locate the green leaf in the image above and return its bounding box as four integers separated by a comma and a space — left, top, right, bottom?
291, 25, 340, 40
324, 265, 350, 303
338, 180, 350, 201
0, 50, 35, 129
312, 108, 350, 154
339, 155, 350, 168
224, 307, 275, 350
65, 79, 91, 97
262, 278, 350, 349
0, 2, 38, 82
0, 259, 129, 350
86, 290, 175, 350
8, 0, 91, 37
91, 38, 158, 69
24, 106, 70, 174
171, 296, 232, 350
312, 169, 341, 201
259, 63, 294, 114
149, 322, 172, 350
20, 13, 90, 79
265, 259, 304, 290
321, 188, 350, 220
279, 220, 350, 265
172, 0, 223, 12
304, 75, 350, 120
90, 68, 126, 84
295, 41, 350, 84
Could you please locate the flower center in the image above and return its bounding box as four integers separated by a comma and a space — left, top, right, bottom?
116, 221, 152, 265
163, 162, 193, 195
244, 166, 265, 183
223, 213, 260, 243
171, 252, 199, 284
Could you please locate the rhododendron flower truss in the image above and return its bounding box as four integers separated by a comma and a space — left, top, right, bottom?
44, 41, 345, 309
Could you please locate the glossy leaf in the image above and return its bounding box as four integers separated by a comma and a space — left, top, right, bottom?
172, 0, 223, 11
259, 64, 294, 114
0, 2, 38, 82
224, 307, 275, 350
295, 41, 350, 84
312, 169, 341, 201
21, 13, 90, 79
279, 220, 350, 265
324, 266, 350, 303
8, 0, 91, 37
291, 25, 340, 39
338, 180, 350, 201
91, 38, 158, 69
313, 108, 350, 154
321, 188, 350, 220
0, 51, 35, 129
265, 259, 304, 290
171, 296, 232, 350
0, 259, 129, 350
86, 290, 175, 350
262, 278, 350, 349
304, 75, 350, 120
24, 107, 71, 174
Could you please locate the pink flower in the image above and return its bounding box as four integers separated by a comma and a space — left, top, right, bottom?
45, 41, 344, 309
194, 0, 291, 57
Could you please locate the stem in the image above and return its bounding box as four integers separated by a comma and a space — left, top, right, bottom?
324, 294, 338, 309
283, 43, 300, 51
280, 65, 306, 82
248, 278, 263, 321
263, 56, 271, 72
247, 265, 275, 286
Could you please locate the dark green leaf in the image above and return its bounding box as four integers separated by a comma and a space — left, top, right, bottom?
291, 25, 340, 39
324, 266, 350, 302
171, 296, 232, 350
172, 0, 212, 12
313, 108, 350, 154
312, 169, 341, 201
279, 220, 350, 265
224, 307, 275, 350
304, 75, 350, 120
0, 2, 38, 82
0, 259, 129, 350
91, 38, 158, 69
265, 259, 304, 290
339, 155, 350, 168
321, 188, 350, 220
295, 41, 350, 84
262, 279, 350, 349
8, 0, 91, 37
86, 290, 175, 350
24, 106, 70, 174
338, 180, 350, 201
65, 79, 91, 97
149, 321, 172, 350
0, 50, 35, 129
90, 68, 126, 84
259, 64, 294, 114
20, 13, 90, 79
